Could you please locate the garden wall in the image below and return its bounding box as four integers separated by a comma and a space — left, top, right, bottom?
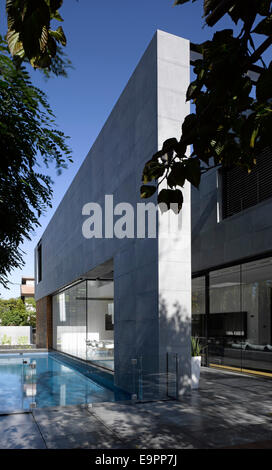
0, 326, 33, 345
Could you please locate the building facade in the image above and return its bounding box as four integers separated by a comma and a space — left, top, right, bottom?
20, 276, 35, 304
192, 149, 272, 376
35, 30, 272, 400
35, 31, 192, 398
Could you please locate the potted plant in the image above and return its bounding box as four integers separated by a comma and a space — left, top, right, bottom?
191, 337, 202, 390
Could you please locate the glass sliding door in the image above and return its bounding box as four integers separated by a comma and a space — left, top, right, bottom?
192, 276, 207, 364
241, 257, 272, 373
52, 281, 87, 360
52, 278, 115, 371
86, 280, 114, 370
209, 265, 243, 369
192, 255, 272, 374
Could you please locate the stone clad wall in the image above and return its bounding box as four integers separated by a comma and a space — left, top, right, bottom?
35, 31, 192, 395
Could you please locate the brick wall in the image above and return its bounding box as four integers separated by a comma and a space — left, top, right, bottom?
36, 295, 52, 348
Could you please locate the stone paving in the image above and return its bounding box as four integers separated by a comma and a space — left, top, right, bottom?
0, 367, 272, 449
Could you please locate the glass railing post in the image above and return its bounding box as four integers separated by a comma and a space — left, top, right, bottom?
175, 353, 179, 400
166, 352, 169, 398
29, 360, 36, 409
131, 358, 137, 401
22, 358, 28, 409
138, 355, 143, 401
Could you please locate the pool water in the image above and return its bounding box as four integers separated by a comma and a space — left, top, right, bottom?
0, 352, 130, 412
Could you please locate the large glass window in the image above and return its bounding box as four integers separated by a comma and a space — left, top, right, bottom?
209, 265, 243, 369
37, 243, 42, 282
86, 280, 114, 370
193, 257, 272, 374
192, 276, 206, 364
241, 257, 272, 373
52, 278, 114, 371
53, 281, 87, 360
192, 276, 206, 336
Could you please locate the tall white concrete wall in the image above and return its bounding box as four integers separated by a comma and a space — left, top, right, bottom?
157, 32, 191, 395
35, 30, 191, 395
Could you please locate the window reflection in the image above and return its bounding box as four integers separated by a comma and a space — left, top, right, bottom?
192, 257, 272, 374
52, 282, 87, 360
209, 265, 242, 369
242, 258, 272, 372
192, 276, 206, 365
86, 280, 114, 370
52, 279, 114, 371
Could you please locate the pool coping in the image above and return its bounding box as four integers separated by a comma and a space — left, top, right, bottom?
0, 348, 48, 354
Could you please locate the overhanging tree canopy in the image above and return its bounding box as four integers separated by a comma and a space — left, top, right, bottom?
6, 0, 70, 77
141, 0, 272, 211
0, 36, 72, 288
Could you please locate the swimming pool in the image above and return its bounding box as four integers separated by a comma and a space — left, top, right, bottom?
0, 352, 130, 413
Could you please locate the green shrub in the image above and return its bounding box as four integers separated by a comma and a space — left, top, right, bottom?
1, 334, 12, 345
17, 336, 28, 346
0, 298, 36, 327
191, 337, 202, 357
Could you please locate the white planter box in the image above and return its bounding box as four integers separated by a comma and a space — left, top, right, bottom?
191, 356, 201, 389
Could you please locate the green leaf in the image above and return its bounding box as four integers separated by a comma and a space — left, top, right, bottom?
6, 30, 24, 57
167, 162, 186, 188
182, 114, 197, 134
181, 114, 198, 144
40, 26, 49, 53
49, 26, 66, 46
186, 81, 200, 101
140, 185, 157, 199
256, 64, 272, 102
48, 0, 63, 11
142, 160, 165, 183
258, 0, 271, 16
203, 0, 218, 16
250, 127, 259, 148
161, 138, 179, 154
158, 188, 183, 212
184, 158, 201, 188
173, 0, 191, 5
254, 15, 272, 35
52, 10, 64, 21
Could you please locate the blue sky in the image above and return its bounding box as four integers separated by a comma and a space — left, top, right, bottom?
0, 0, 265, 298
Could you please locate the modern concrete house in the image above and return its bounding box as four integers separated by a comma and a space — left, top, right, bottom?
21, 276, 35, 303
35, 30, 272, 400
192, 145, 272, 376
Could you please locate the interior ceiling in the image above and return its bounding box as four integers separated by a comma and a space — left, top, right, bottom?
81, 258, 114, 281
194, 258, 272, 288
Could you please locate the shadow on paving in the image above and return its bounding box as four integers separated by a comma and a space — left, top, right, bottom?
0, 367, 271, 449
88, 367, 272, 449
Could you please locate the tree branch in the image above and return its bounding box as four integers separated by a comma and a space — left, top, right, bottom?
205, 0, 235, 27
249, 36, 272, 66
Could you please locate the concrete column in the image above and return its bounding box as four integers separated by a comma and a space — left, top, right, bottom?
157, 31, 191, 396
114, 31, 191, 397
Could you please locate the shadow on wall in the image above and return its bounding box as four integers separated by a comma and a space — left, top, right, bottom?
159, 296, 191, 400
120, 295, 191, 401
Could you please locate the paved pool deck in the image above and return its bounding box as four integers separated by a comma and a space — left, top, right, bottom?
1, 367, 272, 449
